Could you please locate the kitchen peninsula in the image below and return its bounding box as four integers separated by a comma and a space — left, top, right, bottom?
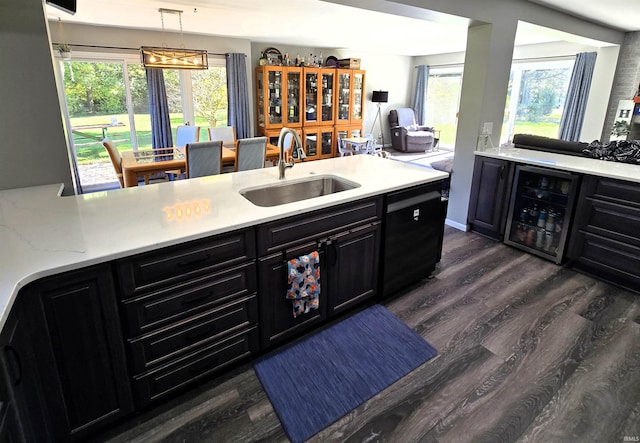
0, 155, 447, 442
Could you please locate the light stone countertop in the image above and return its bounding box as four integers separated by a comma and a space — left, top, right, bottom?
477, 147, 640, 183
0, 155, 449, 329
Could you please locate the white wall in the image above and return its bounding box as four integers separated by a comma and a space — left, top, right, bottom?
333, 49, 412, 146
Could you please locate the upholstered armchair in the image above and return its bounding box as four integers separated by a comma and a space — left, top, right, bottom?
388, 108, 436, 153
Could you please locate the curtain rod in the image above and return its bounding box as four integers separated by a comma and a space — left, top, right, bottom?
51, 43, 229, 56
417, 53, 575, 68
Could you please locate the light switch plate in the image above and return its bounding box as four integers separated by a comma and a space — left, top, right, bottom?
482, 122, 493, 135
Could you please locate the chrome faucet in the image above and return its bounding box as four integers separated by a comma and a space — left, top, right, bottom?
277, 127, 306, 179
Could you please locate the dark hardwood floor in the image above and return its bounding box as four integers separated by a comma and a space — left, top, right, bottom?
97, 226, 640, 443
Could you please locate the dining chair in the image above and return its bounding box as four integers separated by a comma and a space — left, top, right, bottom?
170, 125, 200, 179
102, 138, 124, 188
363, 133, 379, 155
236, 136, 267, 171
103, 138, 154, 186
175, 125, 200, 147
337, 133, 356, 157
185, 140, 223, 178
208, 126, 236, 145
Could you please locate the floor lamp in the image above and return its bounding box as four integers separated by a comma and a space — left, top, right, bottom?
370, 90, 388, 147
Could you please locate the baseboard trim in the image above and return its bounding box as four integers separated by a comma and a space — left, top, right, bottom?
445, 219, 468, 232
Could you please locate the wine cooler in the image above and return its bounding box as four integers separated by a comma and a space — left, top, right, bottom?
504, 165, 580, 264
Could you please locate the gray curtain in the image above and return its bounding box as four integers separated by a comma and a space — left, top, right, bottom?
146, 68, 173, 155
558, 52, 597, 141
412, 65, 430, 125
226, 53, 251, 139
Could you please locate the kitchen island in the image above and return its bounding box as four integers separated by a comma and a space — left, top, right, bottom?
0, 154, 448, 442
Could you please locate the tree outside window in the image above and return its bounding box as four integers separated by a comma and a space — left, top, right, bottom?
192, 67, 227, 129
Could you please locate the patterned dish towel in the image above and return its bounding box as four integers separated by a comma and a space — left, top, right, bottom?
286, 251, 321, 318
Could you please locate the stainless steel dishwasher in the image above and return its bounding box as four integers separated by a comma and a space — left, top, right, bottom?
380, 182, 445, 298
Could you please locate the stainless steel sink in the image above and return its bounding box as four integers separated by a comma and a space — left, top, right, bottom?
240, 175, 360, 207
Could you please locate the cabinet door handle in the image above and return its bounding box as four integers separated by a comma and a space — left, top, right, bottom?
177, 254, 212, 268
326, 241, 338, 267
500, 165, 505, 180
4, 345, 22, 386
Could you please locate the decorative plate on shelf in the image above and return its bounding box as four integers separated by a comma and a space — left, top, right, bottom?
325, 56, 338, 68
263, 47, 282, 65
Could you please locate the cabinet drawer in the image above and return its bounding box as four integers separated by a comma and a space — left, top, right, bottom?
117, 228, 256, 297
583, 175, 640, 208
127, 295, 258, 373
132, 326, 259, 408
121, 262, 257, 336
571, 231, 640, 292
581, 197, 640, 245
256, 196, 382, 256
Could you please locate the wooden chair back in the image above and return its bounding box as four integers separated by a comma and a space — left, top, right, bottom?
102, 138, 124, 187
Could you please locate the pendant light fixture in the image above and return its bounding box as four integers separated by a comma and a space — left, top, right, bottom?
140, 8, 208, 70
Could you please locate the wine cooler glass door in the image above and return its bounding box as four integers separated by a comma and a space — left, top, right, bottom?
504, 165, 580, 264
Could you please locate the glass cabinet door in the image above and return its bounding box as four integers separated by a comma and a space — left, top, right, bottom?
337, 71, 351, 124
285, 68, 302, 127
320, 127, 334, 158
303, 128, 319, 160
320, 70, 334, 125
304, 68, 319, 125
267, 68, 283, 126
351, 71, 364, 123
256, 69, 265, 127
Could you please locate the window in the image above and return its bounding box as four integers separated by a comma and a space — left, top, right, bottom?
55, 52, 227, 192
501, 59, 574, 144
427, 66, 463, 147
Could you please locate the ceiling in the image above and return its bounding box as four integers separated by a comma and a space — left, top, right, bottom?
46, 0, 640, 56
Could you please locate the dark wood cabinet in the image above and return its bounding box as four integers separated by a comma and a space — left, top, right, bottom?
468, 156, 513, 239
23, 264, 133, 441
259, 242, 328, 349
327, 222, 381, 315
0, 304, 51, 443
257, 198, 382, 349
115, 228, 260, 409
567, 175, 640, 293
1, 185, 438, 440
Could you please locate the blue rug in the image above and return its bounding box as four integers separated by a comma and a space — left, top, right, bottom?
253, 304, 438, 443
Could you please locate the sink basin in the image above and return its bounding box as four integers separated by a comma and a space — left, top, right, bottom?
240, 175, 360, 207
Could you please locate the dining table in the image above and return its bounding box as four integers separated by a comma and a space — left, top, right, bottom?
120, 143, 281, 187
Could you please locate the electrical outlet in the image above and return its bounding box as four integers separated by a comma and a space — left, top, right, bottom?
482, 122, 493, 135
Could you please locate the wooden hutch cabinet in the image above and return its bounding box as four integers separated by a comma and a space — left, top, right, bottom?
255, 66, 303, 141
335, 68, 365, 143
303, 68, 336, 127
256, 65, 365, 160
335, 69, 365, 125
302, 126, 335, 161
